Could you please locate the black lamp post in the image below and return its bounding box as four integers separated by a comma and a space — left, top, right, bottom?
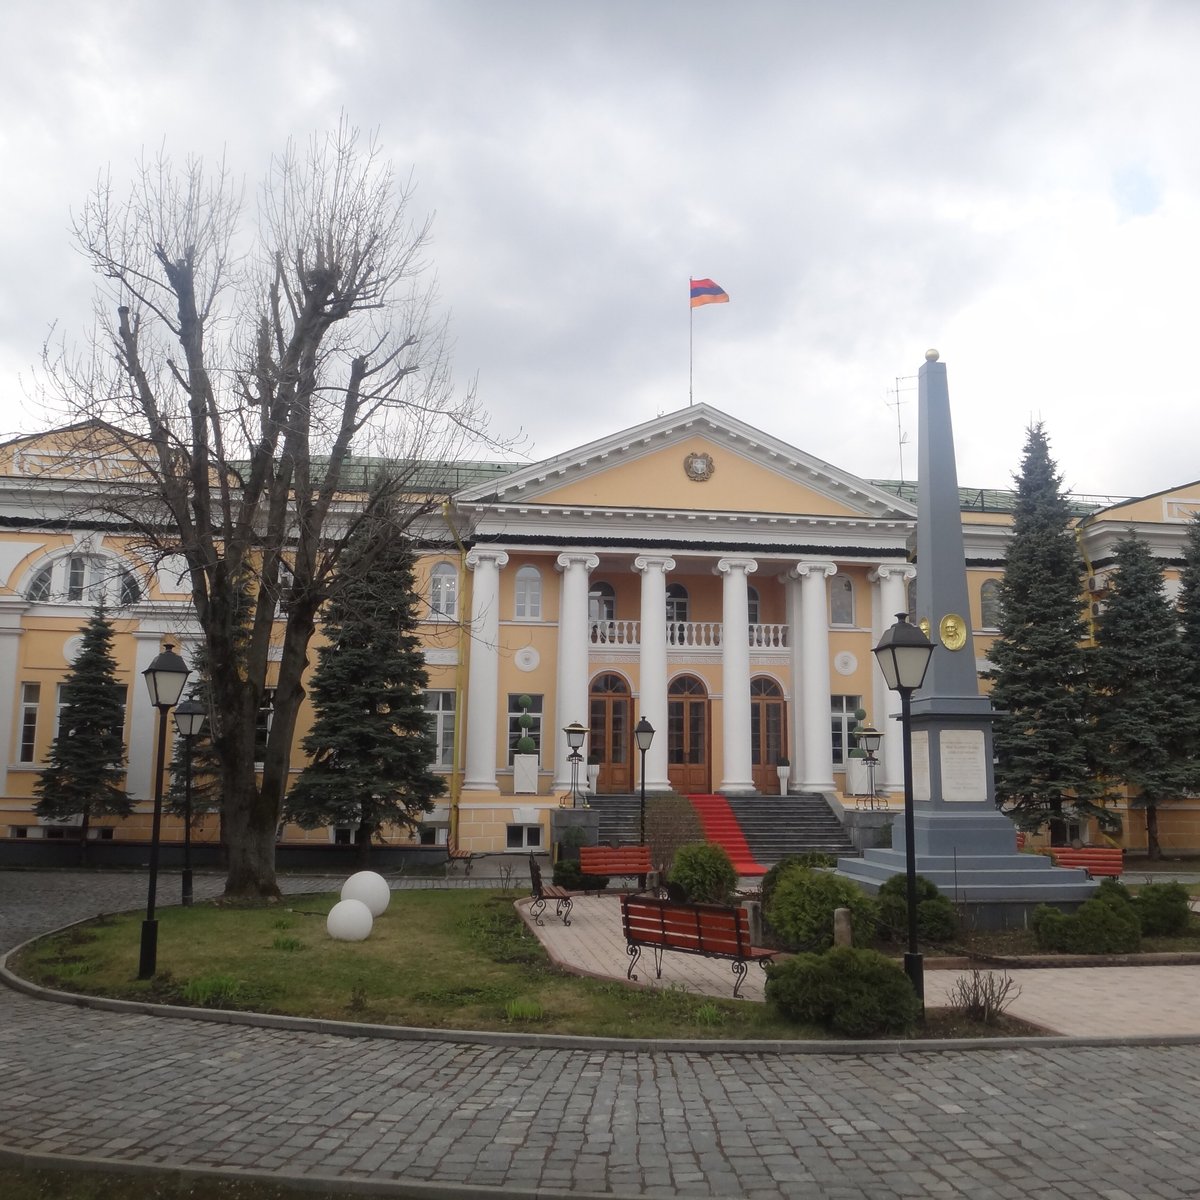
857, 722, 882, 808
172, 697, 207, 908
139, 644, 190, 979
635, 717, 655, 890
871, 613, 934, 1005
564, 721, 587, 808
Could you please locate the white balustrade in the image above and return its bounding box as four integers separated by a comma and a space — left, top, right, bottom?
588, 619, 640, 645
748, 623, 788, 648
588, 620, 790, 649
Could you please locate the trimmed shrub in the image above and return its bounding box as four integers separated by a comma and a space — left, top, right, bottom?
765, 946, 921, 1037
1033, 897, 1141, 954
766, 867, 877, 952
876, 874, 959, 945
760, 854, 836, 914
1094, 877, 1135, 910
551, 859, 607, 890
1135, 881, 1192, 936
668, 842, 738, 904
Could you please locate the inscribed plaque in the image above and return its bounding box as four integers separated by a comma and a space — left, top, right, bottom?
940, 729, 987, 802
910, 731, 931, 803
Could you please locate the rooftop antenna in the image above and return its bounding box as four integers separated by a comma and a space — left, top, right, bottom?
887, 374, 917, 482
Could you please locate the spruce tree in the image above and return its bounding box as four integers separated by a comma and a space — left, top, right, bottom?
1092, 534, 1191, 859
985, 422, 1100, 841
284, 507, 445, 863
1176, 512, 1200, 783
34, 607, 131, 863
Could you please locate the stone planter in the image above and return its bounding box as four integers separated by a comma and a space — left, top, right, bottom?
550, 807, 600, 863
586, 764, 601, 795
776, 765, 790, 796
845, 756, 871, 797
513, 753, 539, 795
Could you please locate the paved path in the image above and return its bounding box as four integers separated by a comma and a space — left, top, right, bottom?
4, 870, 1200, 1198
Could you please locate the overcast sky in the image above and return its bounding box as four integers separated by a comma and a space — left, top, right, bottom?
2, 1, 1198, 500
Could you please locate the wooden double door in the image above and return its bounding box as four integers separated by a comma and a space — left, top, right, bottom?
589, 673, 784, 795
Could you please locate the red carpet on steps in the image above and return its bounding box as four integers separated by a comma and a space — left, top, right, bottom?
687, 794, 768, 876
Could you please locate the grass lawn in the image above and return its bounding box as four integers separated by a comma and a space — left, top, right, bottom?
0, 1163, 366, 1200
9, 888, 1026, 1041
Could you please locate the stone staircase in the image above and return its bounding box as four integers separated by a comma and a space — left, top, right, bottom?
585, 792, 859, 865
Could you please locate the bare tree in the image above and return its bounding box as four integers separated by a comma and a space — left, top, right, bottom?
41, 121, 493, 897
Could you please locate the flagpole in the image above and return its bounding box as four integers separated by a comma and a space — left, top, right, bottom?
689, 280, 694, 406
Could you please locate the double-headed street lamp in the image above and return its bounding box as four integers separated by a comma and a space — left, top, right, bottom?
139, 644, 190, 980
172, 697, 207, 908
563, 721, 588, 808
871, 613, 934, 1004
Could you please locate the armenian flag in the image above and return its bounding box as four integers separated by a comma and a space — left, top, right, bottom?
690, 278, 729, 308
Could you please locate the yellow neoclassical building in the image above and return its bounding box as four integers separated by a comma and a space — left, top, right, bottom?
1, 405, 1199, 860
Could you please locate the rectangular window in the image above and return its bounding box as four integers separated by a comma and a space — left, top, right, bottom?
831, 694, 862, 766
506, 823, 543, 850
55, 683, 68, 741
430, 565, 458, 619
508, 693, 543, 764
419, 824, 449, 846
67, 556, 86, 602
113, 684, 128, 745
424, 691, 456, 767
514, 568, 542, 620
19, 682, 40, 763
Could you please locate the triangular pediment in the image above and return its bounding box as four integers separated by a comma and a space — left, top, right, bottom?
456, 404, 912, 521
0, 420, 156, 481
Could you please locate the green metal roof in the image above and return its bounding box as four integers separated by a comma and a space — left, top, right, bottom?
869, 479, 1113, 518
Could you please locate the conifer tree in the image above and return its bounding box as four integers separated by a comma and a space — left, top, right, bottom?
985, 422, 1101, 841
1175, 512, 1200, 783
34, 607, 131, 863
284, 504, 445, 863
1092, 534, 1191, 859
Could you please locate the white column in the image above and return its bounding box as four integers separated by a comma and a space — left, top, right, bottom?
870, 564, 916, 795
785, 574, 804, 792
554, 552, 599, 790
716, 556, 757, 794
633, 555, 675, 792
793, 560, 837, 793
0, 615, 23, 793
463, 548, 509, 791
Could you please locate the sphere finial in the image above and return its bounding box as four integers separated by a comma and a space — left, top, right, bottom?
925, 348, 940, 362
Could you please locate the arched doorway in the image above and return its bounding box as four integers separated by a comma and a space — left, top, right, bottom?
668, 674, 710, 794
589, 673, 632, 793
750, 677, 787, 794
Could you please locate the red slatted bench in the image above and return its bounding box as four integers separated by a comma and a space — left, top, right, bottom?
1049, 847, 1124, 878
620, 894, 776, 998
446, 846, 473, 875
528, 853, 573, 926
579, 844, 653, 887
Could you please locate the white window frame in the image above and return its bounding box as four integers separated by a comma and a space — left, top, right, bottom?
424, 690, 456, 768
429, 562, 458, 619
980, 579, 1003, 630
505, 823, 543, 851
25, 554, 143, 609
514, 565, 542, 620
830, 694, 862, 767
19, 682, 39, 764
830, 574, 855, 626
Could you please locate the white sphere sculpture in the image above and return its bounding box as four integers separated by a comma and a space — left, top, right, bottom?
327, 898, 374, 942
341, 870, 391, 917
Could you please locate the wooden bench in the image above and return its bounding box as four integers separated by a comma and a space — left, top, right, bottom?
446, 846, 473, 876
528, 854, 573, 926
1049, 846, 1124, 878
620, 894, 776, 998
579, 844, 653, 887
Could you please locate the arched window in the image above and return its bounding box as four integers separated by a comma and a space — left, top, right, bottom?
25, 554, 143, 609
747, 586, 761, 625
906, 577, 917, 617
429, 562, 458, 619
980, 579, 1003, 629
588, 582, 616, 622
830, 574, 855, 626
514, 565, 542, 620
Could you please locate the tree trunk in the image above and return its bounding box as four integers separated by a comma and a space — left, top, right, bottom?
1047, 798, 1068, 847
356, 819, 373, 868
78, 807, 90, 868
1146, 804, 1161, 860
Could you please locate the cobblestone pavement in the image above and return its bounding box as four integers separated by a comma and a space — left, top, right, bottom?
4, 870, 1200, 1199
